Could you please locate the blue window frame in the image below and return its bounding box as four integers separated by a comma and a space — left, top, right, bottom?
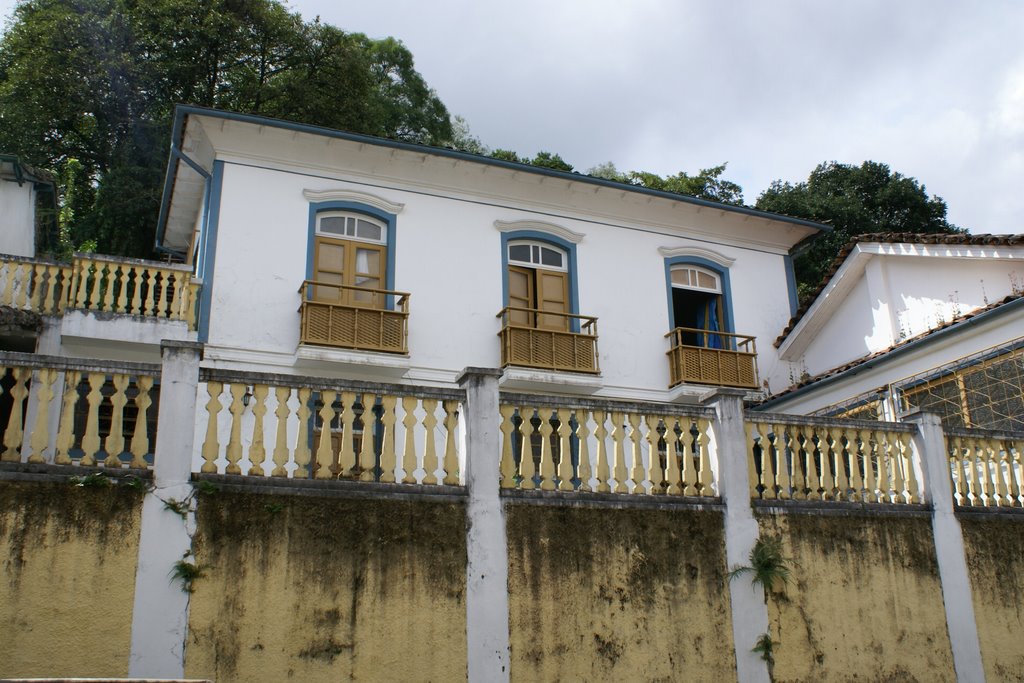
664, 256, 735, 349
500, 230, 581, 332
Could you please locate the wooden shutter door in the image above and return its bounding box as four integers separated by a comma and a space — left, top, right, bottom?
537, 270, 569, 331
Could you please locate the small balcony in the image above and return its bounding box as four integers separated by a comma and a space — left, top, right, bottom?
497, 307, 599, 374
299, 280, 409, 355
666, 327, 758, 389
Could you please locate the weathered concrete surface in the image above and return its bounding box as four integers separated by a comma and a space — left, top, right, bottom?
184, 489, 467, 682
758, 511, 955, 683
506, 504, 735, 683
960, 513, 1024, 682
0, 480, 143, 678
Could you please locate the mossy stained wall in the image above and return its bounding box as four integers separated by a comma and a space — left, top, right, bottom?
184, 490, 467, 683
961, 515, 1024, 682
506, 504, 735, 683
0, 480, 143, 677
758, 512, 954, 683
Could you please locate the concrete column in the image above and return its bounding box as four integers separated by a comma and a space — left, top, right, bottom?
904, 409, 985, 683
702, 388, 771, 683
457, 367, 510, 683
128, 340, 203, 678
20, 318, 63, 461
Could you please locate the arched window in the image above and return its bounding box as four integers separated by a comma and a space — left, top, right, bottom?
312, 211, 388, 308
670, 264, 726, 348
506, 240, 570, 331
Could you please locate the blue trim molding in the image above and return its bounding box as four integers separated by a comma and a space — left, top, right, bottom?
499, 230, 581, 330
663, 255, 736, 333
197, 160, 225, 343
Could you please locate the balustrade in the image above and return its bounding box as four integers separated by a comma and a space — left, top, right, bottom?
0, 255, 71, 315
946, 429, 1022, 507
746, 414, 921, 504
498, 393, 715, 496
197, 369, 463, 484
0, 253, 199, 329
0, 351, 160, 468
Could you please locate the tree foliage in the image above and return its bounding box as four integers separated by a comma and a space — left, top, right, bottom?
755, 161, 961, 301
587, 161, 744, 205
0, 0, 452, 257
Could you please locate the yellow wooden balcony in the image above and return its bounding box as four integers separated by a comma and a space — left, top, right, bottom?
497, 307, 599, 374
666, 327, 758, 389
299, 280, 409, 354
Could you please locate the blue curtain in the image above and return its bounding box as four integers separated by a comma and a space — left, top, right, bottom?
705, 300, 723, 349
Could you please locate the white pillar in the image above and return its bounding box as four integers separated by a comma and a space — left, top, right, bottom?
128, 340, 203, 678
904, 409, 985, 683
457, 367, 510, 683
20, 318, 63, 461
702, 388, 771, 683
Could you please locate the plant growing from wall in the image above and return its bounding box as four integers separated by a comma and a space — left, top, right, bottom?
729, 536, 791, 678
171, 553, 206, 593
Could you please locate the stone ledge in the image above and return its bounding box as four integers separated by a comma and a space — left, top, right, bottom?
192, 472, 467, 503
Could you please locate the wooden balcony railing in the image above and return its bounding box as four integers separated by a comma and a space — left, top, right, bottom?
299, 280, 410, 354
0, 252, 199, 329
497, 307, 599, 374
666, 327, 758, 389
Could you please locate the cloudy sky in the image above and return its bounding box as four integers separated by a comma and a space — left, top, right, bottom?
2, 0, 1021, 232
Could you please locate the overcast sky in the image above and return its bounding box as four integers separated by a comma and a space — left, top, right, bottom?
2, 0, 1021, 233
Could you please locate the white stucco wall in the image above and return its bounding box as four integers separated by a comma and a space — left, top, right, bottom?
0, 180, 36, 257
202, 156, 797, 400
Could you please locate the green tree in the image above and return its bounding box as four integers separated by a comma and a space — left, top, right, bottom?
756, 161, 960, 302
0, 0, 452, 257
529, 151, 573, 172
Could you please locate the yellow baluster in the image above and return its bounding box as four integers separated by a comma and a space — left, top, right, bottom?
776, 424, 793, 500
610, 411, 627, 493
54, 371, 81, 465
556, 408, 573, 492
1003, 441, 1021, 507
1, 263, 14, 306
421, 398, 439, 485
967, 437, 983, 506
114, 264, 129, 313
103, 373, 129, 467
101, 264, 117, 310
746, 422, 762, 499
200, 381, 224, 473
1, 367, 30, 462
168, 272, 184, 321
13, 263, 29, 308
224, 383, 246, 475
898, 431, 918, 504
187, 282, 200, 330
887, 432, 906, 504
537, 409, 555, 491
28, 264, 43, 311
517, 407, 536, 490
79, 372, 105, 466
592, 410, 610, 493
87, 261, 104, 310
42, 265, 59, 313
247, 384, 268, 476
762, 426, 780, 500
271, 386, 291, 477
498, 404, 517, 488
27, 368, 56, 463
294, 387, 312, 478
646, 415, 665, 495
358, 393, 377, 482
128, 266, 143, 315
627, 413, 644, 493
130, 376, 154, 468
401, 396, 418, 484
338, 391, 357, 478
379, 395, 398, 483
696, 418, 713, 496
142, 268, 158, 316
664, 417, 683, 496
314, 390, 336, 479
575, 410, 592, 493
442, 399, 459, 485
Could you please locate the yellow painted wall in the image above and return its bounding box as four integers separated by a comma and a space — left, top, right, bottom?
506, 504, 735, 682
184, 490, 467, 683
0, 480, 143, 677
961, 515, 1024, 681
757, 512, 955, 682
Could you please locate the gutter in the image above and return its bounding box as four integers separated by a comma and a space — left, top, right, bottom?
756, 296, 1024, 410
